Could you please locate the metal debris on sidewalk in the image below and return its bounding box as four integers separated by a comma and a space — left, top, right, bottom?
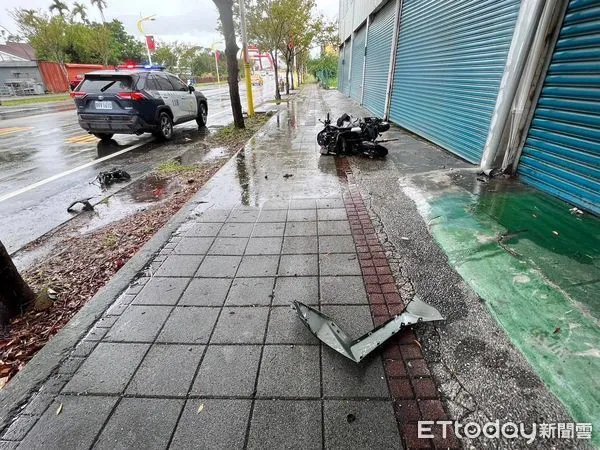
293, 298, 444, 363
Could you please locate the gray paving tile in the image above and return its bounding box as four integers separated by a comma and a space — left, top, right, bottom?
282, 236, 318, 254
170, 399, 252, 450
172, 237, 214, 254
194, 209, 231, 222
287, 209, 317, 222
1, 415, 37, 440
191, 345, 261, 396
245, 237, 283, 254
323, 400, 401, 449
132, 277, 188, 305
237, 255, 279, 277
17, 396, 118, 450
319, 235, 356, 253
247, 400, 322, 450
290, 198, 317, 209
218, 222, 254, 237
186, 222, 222, 237
94, 398, 184, 450
256, 345, 320, 397
0, 441, 18, 449
319, 253, 361, 276
179, 278, 232, 306
317, 198, 345, 208
322, 348, 388, 398
63, 343, 149, 394
154, 255, 204, 277
84, 325, 108, 341
227, 208, 260, 223
266, 306, 318, 344
318, 220, 351, 235
226, 277, 274, 305
285, 221, 317, 237
320, 305, 374, 338
105, 306, 172, 342
195, 255, 241, 278
257, 209, 287, 222
320, 276, 368, 305
262, 199, 290, 210
210, 307, 269, 344
273, 276, 319, 305
126, 344, 204, 397
252, 222, 285, 237
278, 254, 319, 276
317, 208, 348, 221
157, 307, 219, 343
208, 237, 248, 255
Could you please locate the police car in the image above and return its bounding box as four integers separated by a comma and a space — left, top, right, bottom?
71, 65, 208, 141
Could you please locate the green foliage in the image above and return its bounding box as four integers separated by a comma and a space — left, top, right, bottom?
10, 7, 144, 65
307, 53, 338, 87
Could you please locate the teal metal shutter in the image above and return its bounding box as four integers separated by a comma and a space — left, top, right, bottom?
350, 24, 367, 101
343, 40, 351, 96
518, 0, 600, 215
389, 0, 521, 163
364, 0, 396, 117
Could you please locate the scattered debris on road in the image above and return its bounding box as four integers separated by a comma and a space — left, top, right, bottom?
294, 297, 444, 363
283, 173, 293, 179
67, 198, 94, 213
93, 168, 131, 187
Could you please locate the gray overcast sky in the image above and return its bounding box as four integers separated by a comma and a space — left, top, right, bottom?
0, 0, 338, 50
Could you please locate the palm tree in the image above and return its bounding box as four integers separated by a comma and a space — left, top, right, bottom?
72, 2, 88, 23
90, 0, 107, 23
49, 0, 70, 16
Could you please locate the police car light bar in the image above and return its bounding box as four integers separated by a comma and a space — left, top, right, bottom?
116, 64, 166, 71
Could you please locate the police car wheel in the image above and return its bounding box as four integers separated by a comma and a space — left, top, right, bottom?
154, 112, 173, 140
93, 133, 113, 141
196, 103, 208, 128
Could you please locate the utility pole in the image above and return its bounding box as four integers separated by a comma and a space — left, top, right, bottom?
238, 0, 255, 116
137, 14, 156, 65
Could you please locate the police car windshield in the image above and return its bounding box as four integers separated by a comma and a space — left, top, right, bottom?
79, 76, 133, 93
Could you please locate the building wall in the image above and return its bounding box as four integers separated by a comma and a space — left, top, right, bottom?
0, 61, 43, 85
339, 0, 387, 42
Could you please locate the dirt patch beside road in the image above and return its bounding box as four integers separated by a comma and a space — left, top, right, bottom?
0, 115, 269, 386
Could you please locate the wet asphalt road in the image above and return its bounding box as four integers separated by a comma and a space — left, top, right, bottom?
0, 79, 277, 254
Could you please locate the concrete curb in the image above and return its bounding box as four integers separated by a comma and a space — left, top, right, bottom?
0, 111, 275, 428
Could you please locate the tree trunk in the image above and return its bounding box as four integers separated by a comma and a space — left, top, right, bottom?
272, 50, 281, 100
296, 65, 301, 87
214, 0, 245, 128
285, 64, 290, 95
0, 240, 34, 334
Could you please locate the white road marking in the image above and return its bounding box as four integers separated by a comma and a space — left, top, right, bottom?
0, 139, 152, 203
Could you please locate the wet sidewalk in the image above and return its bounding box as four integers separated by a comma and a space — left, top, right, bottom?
0, 84, 447, 449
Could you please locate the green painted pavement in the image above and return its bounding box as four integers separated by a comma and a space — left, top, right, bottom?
403, 178, 600, 447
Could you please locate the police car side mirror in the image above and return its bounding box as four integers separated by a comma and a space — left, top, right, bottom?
188, 85, 195, 93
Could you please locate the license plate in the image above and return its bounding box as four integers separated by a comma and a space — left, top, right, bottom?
95, 101, 112, 110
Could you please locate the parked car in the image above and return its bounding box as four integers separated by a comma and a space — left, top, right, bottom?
251, 74, 264, 86
71, 65, 208, 141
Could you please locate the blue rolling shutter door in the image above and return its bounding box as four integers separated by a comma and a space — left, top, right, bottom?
364, 0, 396, 117
389, 0, 520, 163
343, 42, 351, 96
350, 25, 366, 101
517, 0, 600, 215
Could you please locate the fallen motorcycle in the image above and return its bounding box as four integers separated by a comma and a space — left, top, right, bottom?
317, 113, 392, 158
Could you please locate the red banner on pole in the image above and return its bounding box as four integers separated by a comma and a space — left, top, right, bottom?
215, 50, 221, 62
146, 35, 156, 51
